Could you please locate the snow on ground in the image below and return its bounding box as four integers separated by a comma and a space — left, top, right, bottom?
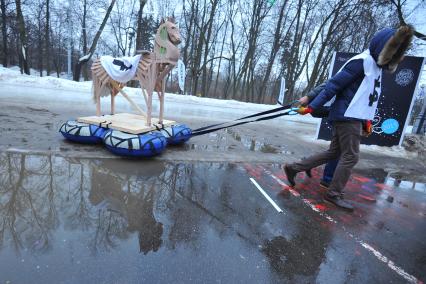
2, 66, 91, 92
8, 65, 73, 80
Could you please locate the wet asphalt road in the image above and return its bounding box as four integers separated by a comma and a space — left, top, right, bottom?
0, 153, 424, 283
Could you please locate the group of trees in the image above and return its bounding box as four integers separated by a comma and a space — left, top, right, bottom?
0, 0, 424, 104
0, 0, 155, 80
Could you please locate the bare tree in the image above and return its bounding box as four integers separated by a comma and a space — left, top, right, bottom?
73, 0, 116, 81
0, 0, 8, 67
199, 0, 220, 98
15, 0, 30, 74
135, 0, 148, 51
45, 0, 50, 75
389, 0, 426, 41
259, 0, 289, 103
109, 0, 137, 56
36, 0, 44, 76
236, 0, 271, 102
81, 0, 89, 79
0, 0, 416, 105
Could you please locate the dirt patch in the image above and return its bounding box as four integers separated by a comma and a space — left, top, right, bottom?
402, 134, 426, 159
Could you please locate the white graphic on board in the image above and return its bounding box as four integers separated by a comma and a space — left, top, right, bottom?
372, 109, 382, 134
395, 68, 414, 86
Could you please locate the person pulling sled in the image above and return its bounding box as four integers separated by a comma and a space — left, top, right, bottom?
285, 25, 414, 211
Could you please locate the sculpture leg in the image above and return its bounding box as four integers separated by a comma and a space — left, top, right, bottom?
159, 80, 165, 124
146, 90, 152, 126
111, 93, 115, 115
96, 89, 101, 116
146, 64, 157, 127
110, 82, 120, 115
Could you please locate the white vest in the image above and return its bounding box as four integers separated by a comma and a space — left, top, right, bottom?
100, 55, 141, 83
341, 50, 382, 120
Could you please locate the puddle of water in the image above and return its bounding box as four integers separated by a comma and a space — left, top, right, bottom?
0, 152, 287, 282
349, 168, 426, 193
182, 143, 230, 152
170, 128, 294, 155
0, 153, 424, 283
385, 176, 426, 193
223, 129, 294, 154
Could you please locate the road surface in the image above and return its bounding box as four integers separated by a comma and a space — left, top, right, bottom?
0, 83, 425, 283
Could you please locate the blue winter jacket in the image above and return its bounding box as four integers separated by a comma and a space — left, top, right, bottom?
309, 28, 396, 121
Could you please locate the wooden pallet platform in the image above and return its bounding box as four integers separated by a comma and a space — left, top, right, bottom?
77, 113, 175, 134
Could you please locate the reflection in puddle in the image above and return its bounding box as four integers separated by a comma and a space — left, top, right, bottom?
385, 176, 426, 193
350, 167, 426, 193
0, 153, 424, 282
184, 128, 293, 154
0, 154, 163, 256
0, 152, 304, 282
209, 129, 294, 154
182, 142, 229, 152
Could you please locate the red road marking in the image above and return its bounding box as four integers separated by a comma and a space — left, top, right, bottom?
245, 165, 421, 284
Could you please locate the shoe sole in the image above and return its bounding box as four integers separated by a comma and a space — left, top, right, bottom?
305, 170, 312, 178
323, 196, 354, 212
283, 165, 296, 187
319, 183, 329, 189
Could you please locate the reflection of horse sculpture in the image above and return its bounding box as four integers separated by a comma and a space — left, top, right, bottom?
91, 17, 181, 126
89, 161, 164, 254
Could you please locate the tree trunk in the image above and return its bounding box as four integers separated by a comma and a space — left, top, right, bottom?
135, 0, 147, 51
45, 0, 50, 75
38, 11, 43, 77
73, 0, 116, 81
259, 0, 287, 103
190, 1, 208, 98
82, 0, 88, 81
201, 0, 219, 97
15, 0, 30, 75
1, 0, 8, 67
390, 0, 426, 42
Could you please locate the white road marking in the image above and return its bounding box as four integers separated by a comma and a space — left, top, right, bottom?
359, 242, 419, 283
249, 178, 284, 213
264, 171, 419, 284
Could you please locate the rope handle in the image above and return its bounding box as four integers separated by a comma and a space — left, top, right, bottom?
192, 101, 299, 133
191, 105, 300, 137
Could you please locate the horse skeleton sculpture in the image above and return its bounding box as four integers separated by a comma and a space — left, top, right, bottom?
91, 18, 181, 126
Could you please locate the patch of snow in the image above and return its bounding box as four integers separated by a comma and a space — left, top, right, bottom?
6, 65, 72, 79
79, 54, 91, 62
0, 66, 91, 92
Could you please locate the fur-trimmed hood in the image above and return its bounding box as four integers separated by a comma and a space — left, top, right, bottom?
369, 25, 414, 73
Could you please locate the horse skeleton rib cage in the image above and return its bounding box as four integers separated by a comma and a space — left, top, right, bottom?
91, 18, 181, 126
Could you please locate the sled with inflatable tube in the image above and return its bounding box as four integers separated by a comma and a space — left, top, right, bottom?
59, 95, 301, 158
58, 18, 306, 157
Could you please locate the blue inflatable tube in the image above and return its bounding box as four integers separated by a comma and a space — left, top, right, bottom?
159, 124, 192, 145
103, 130, 167, 157
59, 120, 190, 157
59, 120, 106, 144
